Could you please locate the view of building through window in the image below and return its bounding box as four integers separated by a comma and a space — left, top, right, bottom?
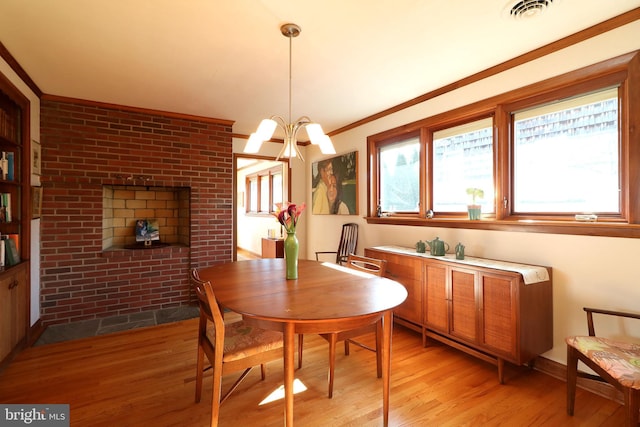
433, 118, 494, 213
379, 137, 420, 213
513, 88, 619, 214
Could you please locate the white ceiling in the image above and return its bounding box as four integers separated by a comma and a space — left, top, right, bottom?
1, 1, 639, 139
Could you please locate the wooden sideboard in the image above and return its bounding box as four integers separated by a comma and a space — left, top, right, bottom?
261, 238, 284, 258
365, 246, 553, 383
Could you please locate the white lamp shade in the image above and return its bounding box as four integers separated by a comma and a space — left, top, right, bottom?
306, 123, 325, 144
318, 135, 336, 155
257, 119, 277, 140
283, 141, 297, 158
244, 133, 263, 153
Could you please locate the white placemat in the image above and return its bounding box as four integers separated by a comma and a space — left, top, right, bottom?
371, 245, 549, 284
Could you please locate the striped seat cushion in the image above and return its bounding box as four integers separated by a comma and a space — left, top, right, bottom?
207, 321, 283, 362
566, 335, 640, 389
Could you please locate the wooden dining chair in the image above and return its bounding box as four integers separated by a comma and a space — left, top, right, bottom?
299, 254, 387, 398
315, 222, 358, 265
191, 269, 284, 426
566, 307, 640, 427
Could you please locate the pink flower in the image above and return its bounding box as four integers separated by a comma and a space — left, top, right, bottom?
273, 202, 306, 233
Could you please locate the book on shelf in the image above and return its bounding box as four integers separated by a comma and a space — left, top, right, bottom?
3, 234, 19, 266
0, 151, 15, 181
7, 152, 14, 181
0, 192, 11, 222
0, 108, 16, 142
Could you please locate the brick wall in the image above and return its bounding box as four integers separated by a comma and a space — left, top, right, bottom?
39, 98, 233, 325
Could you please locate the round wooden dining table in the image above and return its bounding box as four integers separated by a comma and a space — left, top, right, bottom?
198, 258, 408, 427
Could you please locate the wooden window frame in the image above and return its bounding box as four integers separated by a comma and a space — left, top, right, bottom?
366, 50, 640, 238
245, 166, 282, 215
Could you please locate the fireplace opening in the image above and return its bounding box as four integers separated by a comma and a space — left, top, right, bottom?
102, 185, 190, 250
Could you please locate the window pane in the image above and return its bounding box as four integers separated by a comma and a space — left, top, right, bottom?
249, 178, 258, 212
260, 176, 270, 212
272, 172, 282, 210
513, 88, 619, 213
380, 137, 420, 212
433, 118, 494, 213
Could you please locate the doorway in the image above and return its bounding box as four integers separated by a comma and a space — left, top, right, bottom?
233, 154, 290, 261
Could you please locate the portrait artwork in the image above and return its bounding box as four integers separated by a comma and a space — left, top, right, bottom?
311, 151, 358, 215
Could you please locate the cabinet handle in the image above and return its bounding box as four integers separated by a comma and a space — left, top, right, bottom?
8, 280, 18, 289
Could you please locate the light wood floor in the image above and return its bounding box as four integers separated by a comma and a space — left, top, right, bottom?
0, 314, 627, 426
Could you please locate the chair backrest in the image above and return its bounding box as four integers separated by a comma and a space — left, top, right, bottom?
336, 223, 358, 264
191, 269, 225, 339
345, 254, 387, 277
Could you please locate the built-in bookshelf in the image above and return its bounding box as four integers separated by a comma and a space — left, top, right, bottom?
0, 72, 30, 365
0, 89, 23, 268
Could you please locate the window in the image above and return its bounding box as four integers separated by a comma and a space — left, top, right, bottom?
248, 177, 258, 212
379, 136, 420, 213
433, 118, 494, 214
246, 166, 283, 214
367, 51, 640, 237
512, 88, 619, 215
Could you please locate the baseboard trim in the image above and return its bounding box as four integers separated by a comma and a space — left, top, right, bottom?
28, 319, 45, 347
533, 355, 623, 404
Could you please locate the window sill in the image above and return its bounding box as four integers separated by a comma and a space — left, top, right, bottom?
364, 216, 640, 238
245, 212, 274, 218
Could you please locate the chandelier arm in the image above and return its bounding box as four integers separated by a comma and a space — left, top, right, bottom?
293, 116, 313, 126
270, 115, 288, 129
289, 123, 305, 160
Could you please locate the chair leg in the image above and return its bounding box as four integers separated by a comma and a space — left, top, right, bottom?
211, 361, 224, 427
344, 339, 350, 355
375, 320, 382, 378
328, 333, 337, 398
298, 334, 304, 369
195, 343, 205, 403
566, 344, 579, 416
260, 364, 266, 380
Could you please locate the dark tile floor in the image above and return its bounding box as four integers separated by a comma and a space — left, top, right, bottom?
34, 305, 200, 346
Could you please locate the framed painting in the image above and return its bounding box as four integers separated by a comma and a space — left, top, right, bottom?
32, 186, 42, 219
31, 139, 42, 176
311, 151, 358, 215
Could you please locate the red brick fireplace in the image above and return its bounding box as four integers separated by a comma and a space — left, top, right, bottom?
39, 97, 233, 325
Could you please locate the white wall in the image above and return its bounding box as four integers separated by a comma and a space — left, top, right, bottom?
300, 21, 640, 365
0, 57, 41, 326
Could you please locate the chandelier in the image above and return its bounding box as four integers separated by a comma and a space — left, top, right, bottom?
243, 23, 335, 161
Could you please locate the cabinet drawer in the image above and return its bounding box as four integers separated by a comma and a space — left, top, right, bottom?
365, 248, 423, 325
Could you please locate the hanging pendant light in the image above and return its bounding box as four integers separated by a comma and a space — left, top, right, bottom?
243, 23, 335, 161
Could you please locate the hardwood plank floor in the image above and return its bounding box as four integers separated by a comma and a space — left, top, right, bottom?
0, 314, 627, 426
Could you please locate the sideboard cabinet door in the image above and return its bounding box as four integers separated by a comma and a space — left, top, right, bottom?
479, 272, 518, 360
424, 262, 447, 334
449, 267, 478, 344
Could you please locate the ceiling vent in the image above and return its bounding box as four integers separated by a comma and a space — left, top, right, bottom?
506, 0, 555, 19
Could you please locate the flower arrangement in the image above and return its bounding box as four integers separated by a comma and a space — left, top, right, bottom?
273, 202, 306, 233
